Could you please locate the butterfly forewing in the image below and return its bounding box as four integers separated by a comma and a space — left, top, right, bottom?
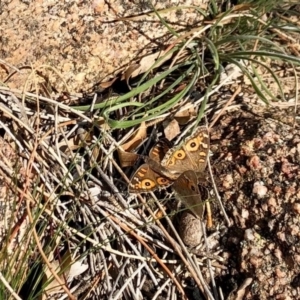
161, 127, 209, 177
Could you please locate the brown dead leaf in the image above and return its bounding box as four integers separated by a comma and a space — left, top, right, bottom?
41, 249, 73, 300
41, 260, 63, 300
124, 51, 172, 80
117, 149, 140, 167
154, 205, 167, 220
118, 122, 147, 167
174, 103, 196, 125
120, 122, 147, 152
122, 63, 140, 89
57, 137, 80, 153
58, 128, 93, 153
163, 119, 180, 141
99, 77, 118, 89
91, 145, 101, 166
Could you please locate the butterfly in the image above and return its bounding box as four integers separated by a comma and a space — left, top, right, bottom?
129, 127, 209, 193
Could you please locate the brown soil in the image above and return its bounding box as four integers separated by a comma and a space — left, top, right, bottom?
209, 107, 300, 299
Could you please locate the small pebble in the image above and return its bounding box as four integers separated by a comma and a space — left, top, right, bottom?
253, 181, 268, 198
179, 211, 202, 247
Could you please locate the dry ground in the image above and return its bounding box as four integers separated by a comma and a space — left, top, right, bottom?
1, 88, 299, 299
0, 1, 300, 299
209, 106, 300, 299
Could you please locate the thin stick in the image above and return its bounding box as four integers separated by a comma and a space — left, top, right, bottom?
205, 201, 213, 228
201, 221, 219, 300
207, 156, 231, 226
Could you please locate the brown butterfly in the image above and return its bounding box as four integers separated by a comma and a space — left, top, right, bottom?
129, 127, 209, 193
128, 138, 173, 192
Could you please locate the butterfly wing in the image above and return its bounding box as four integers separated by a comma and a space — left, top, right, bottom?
172, 170, 204, 219
149, 138, 172, 163
161, 127, 209, 177
129, 164, 171, 193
